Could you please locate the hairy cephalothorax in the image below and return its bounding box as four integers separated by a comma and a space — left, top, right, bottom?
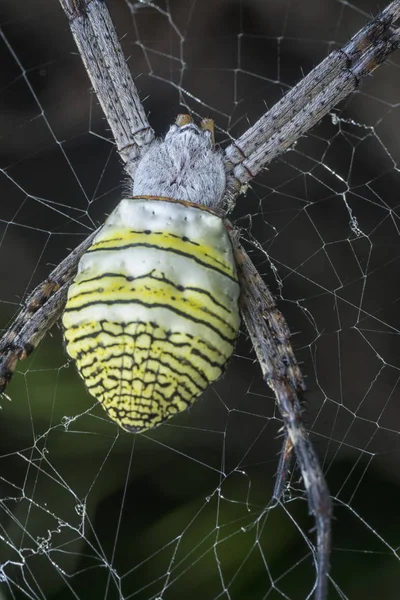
1, 1, 399, 599
132, 117, 226, 206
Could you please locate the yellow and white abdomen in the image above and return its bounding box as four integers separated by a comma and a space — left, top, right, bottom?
62, 197, 240, 432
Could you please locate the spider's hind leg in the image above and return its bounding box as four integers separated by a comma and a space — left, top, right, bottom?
229, 227, 331, 600
272, 432, 295, 503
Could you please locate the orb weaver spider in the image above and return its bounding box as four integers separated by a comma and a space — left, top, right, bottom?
0, 1, 399, 598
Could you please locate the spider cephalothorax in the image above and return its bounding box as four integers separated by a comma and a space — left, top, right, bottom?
132, 115, 226, 208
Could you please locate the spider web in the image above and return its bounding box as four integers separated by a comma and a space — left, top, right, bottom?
0, 0, 399, 598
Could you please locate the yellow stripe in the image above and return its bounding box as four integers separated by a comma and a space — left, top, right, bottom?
88, 228, 236, 279
65, 320, 225, 431
65, 273, 237, 339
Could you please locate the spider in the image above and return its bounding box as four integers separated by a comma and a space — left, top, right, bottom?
0, 1, 399, 598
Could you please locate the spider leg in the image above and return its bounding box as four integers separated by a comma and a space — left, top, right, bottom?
59, 0, 155, 179
223, 1, 400, 206
0, 229, 98, 394
229, 228, 331, 600
272, 432, 294, 503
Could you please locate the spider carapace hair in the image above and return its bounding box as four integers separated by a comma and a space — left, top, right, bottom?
62, 116, 241, 432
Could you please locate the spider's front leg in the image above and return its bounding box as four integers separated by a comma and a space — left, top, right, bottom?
229, 229, 331, 600
0, 229, 98, 394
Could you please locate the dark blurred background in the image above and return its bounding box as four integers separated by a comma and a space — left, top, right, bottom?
0, 0, 399, 598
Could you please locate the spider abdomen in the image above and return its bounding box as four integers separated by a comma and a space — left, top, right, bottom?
62, 197, 240, 432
